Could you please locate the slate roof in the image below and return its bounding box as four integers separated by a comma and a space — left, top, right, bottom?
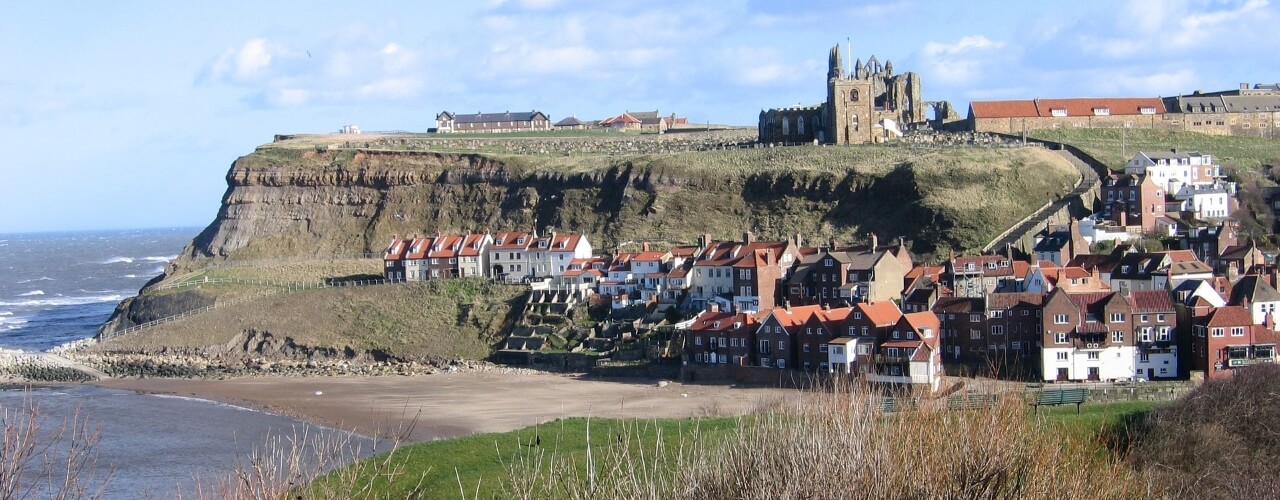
447, 111, 548, 124
554, 116, 586, 127
1128, 290, 1175, 313
1231, 275, 1280, 304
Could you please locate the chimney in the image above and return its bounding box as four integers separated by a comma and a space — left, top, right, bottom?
823, 303, 831, 311
1267, 311, 1276, 332
870, 232, 878, 250
710, 302, 720, 313
743, 231, 754, 244
794, 233, 804, 248
830, 238, 839, 250
642, 242, 650, 252
766, 248, 776, 266
1241, 83, 1250, 91
699, 234, 711, 249
784, 300, 792, 312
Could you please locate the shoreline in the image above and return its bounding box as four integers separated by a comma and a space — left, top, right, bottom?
90, 371, 799, 443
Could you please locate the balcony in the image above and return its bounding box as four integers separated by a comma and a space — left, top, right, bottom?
874, 355, 910, 364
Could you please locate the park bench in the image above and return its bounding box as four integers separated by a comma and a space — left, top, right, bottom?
879, 396, 918, 413
947, 393, 999, 411
1030, 388, 1088, 414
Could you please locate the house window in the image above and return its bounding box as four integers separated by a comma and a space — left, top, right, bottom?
758, 339, 770, 354
777, 340, 785, 351
887, 347, 900, 357
1056, 352, 1068, 361
1112, 331, 1124, 343
1157, 314, 1166, 322
803, 344, 810, 353
1212, 328, 1224, 337
991, 310, 1004, 319
991, 325, 1004, 335
970, 314, 981, 322
1092, 107, 1110, 116
1055, 333, 1068, 344
1139, 328, 1151, 342
1140, 315, 1149, 323
1054, 314, 1069, 324
694, 336, 702, 346
1050, 108, 1067, 117
777, 359, 786, 369
893, 330, 900, 339
1110, 313, 1125, 323
1087, 352, 1100, 360
890, 365, 902, 376
1157, 327, 1171, 342
820, 345, 829, 353
1231, 327, 1245, 337
1011, 341, 1021, 350
970, 329, 982, 340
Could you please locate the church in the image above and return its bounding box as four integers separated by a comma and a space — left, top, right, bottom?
759, 45, 925, 145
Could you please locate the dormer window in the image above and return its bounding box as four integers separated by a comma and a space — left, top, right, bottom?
496, 238, 505, 245
965, 263, 976, 271
1000, 260, 1010, 268
538, 240, 547, 248
1050, 108, 1068, 117
517, 237, 526, 245
1139, 107, 1156, 115
1092, 107, 1110, 116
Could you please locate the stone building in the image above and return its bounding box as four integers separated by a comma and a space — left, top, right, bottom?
759, 45, 924, 145
1165, 83, 1280, 138
967, 98, 1166, 135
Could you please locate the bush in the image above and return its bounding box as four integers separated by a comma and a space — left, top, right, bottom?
1124, 364, 1280, 497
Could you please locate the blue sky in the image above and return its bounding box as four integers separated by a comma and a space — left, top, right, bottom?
1, 0, 1276, 233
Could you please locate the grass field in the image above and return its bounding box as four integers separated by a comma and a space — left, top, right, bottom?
1029, 128, 1280, 177
320, 398, 1158, 498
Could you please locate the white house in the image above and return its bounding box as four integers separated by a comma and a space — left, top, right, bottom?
1173, 183, 1233, 219
1125, 150, 1220, 193
1230, 275, 1280, 325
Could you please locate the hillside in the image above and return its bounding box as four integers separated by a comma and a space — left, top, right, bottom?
88, 278, 526, 368
176, 133, 1077, 273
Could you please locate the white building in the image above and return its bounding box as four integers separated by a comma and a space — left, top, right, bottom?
1125, 150, 1220, 193
1173, 183, 1233, 219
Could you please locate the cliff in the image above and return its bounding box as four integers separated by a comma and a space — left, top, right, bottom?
173, 136, 1078, 271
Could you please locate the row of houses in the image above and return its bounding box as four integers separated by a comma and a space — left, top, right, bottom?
966, 83, 1280, 137
433, 110, 687, 134
383, 231, 593, 283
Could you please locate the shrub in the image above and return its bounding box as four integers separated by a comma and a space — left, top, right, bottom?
1124, 364, 1280, 497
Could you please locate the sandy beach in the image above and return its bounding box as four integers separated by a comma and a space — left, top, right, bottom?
93, 372, 799, 442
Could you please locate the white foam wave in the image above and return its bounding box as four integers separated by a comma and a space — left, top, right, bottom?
0, 294, 127, 308
149, 267, 165, 274
102, 257, 134, 264
140, 255, 177, 263
150, 394, 269, 414
122, 274, 140, 279
17, 290, 44, 297
0, 312, 12, 316
16, 277, 53, 284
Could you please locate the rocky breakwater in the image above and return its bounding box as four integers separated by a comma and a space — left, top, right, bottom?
72, 330, 539, 379
0, 348, 102, 383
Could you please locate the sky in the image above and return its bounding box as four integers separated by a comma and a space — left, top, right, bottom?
1, 0, 1277, 233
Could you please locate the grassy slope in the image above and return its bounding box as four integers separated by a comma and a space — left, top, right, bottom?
327, 400, 1158, 498
1028, 128, 1280, 176
95, 278, 525, 360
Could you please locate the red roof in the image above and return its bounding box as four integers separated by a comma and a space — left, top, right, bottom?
384, 238, 410, 261
405, 237, 433, 260
856, 301, 903, 327
1129, 290, 1175, 313
429, 234, 464, 258
765, 305, 826, 330
1206, 306, 1254, 328
459, 234, 489, 256
970, 97, 1166, 118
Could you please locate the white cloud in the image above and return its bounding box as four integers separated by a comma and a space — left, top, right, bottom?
918, 35, 1009, 86
209, 38, 273, 82
202, 32, 429, 108
1083, 0, 1273, 58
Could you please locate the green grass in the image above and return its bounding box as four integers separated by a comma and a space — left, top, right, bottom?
312, 416, 739, 498
1028, 128, 1280, 178
1034, 400, 1162, 439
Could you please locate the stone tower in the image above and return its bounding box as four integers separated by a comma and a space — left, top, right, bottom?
827, 45, 875, 145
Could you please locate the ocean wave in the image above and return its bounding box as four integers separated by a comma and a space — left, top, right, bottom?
140, 255, 177, 263
0, 294, 127, 308
122, 274, 141, 279
102, 257, 134, 264
150, 267, 165, 274
17, 290, 44, 297
150, 394, 270, 414
0, 312, 12, 316
16, 277, 53, 284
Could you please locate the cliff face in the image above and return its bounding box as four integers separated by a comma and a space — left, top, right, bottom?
174, 143, 1076, 273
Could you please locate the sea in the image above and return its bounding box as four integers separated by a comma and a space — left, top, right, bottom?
0, 228, 376, 497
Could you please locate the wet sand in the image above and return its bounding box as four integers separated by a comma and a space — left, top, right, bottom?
94, 372, 798, 442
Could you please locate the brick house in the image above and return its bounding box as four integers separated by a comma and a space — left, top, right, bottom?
687, 234, 799, 313
1179, 220, 1236, 267
1217, 239, 1266, 280
934, 296, 985, 363
796, 305, 854, 371
754, 304, 823, 369
949, 254, 1023, 298
426, 234, 464, 279
865, 312, 943, 391
1100, 173, 1165, 232
685, 306, 759, 366
829, 300, 904, 375
1191, 305, 1279, 380
1032, 220, 1089, 266
1040, 290, 1137, 382
1229, 275, 1280, 325
983, 292, 1046, 376
785, 237, 909, 307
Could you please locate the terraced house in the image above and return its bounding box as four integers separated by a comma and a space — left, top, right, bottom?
1191, 305, 1279, 380
865, 312, 943, 391
785, 235, 910, 307
686, 233, 798, 313
1041, 290, 1137, 382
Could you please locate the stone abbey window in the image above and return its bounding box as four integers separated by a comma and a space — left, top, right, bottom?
851, 89, 860, 102
798, 116, 805, 135
782, 117, 790, 136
